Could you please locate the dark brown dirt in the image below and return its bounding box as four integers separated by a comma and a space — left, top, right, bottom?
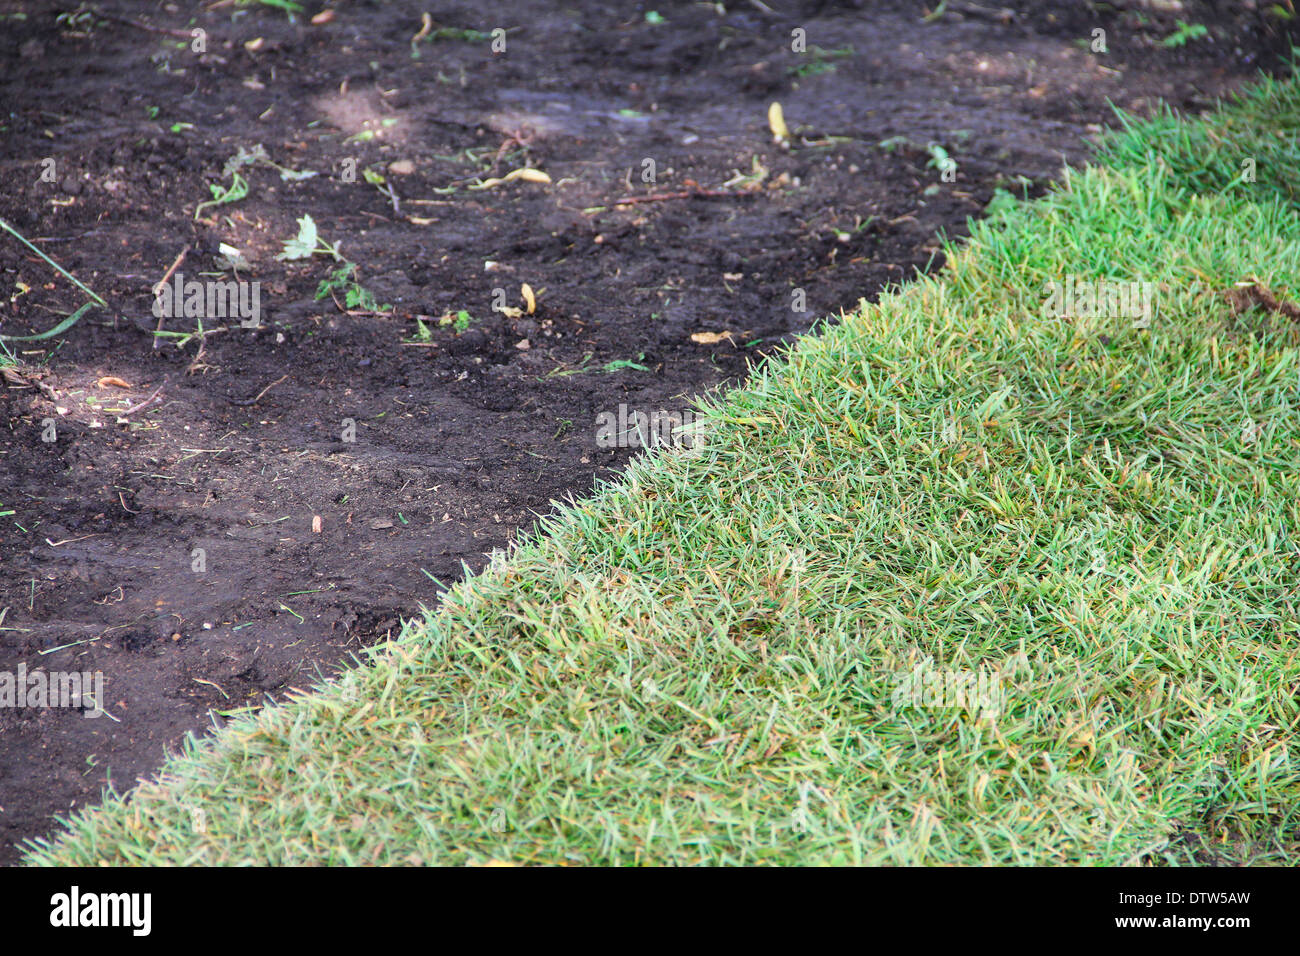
0, 0, 1294, 864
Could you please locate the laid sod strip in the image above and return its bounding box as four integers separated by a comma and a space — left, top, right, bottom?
1098, 70, 1300, 210
26, 79, 1300, 865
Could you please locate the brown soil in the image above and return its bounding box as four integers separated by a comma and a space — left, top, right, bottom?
0, 0, 1293, 864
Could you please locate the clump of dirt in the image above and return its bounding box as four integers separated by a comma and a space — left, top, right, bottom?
1226, 283, 1300, 320
0, 0, 1293, 863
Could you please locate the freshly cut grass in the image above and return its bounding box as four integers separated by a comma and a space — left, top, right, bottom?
26, 77, 1300, 866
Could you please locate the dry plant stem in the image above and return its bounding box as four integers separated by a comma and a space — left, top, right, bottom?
227, 374, 289, 407
609, 188, 755, 206
152, 245, 190, 348
118, 376, 171, 419
88, 7, 195, 40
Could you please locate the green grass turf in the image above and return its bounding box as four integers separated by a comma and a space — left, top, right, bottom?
25, 73, 1300, 866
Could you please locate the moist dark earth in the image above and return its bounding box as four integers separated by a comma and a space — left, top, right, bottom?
0, 0, 1294, 865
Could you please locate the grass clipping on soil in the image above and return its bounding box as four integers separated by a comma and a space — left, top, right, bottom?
28, 76, 1300, 866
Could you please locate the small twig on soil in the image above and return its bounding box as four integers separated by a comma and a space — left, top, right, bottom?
227, 374, 289, 407
488, 128, 535, 177
33, 377, 61, 402
152, 245, 189, 298
2, 366, 33, 387
944, 1, 1016, 24
327, 289, 386, 318
44, 533, 103, 548
152, 245, 190, 349
192, 677, 229, 699
118, 375, 171, 419
82, 692, 121, 721
37, 636, 99, 655
88, 7, 195, 40
185, 325, 229, 374
607, 187, 756, 207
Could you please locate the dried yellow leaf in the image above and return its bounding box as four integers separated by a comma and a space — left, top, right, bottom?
471, 167, 552, 190
411, 12, 432, 47
690, 331, 734, 345
508, 167, 551, 184
767, 102, 790, 144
